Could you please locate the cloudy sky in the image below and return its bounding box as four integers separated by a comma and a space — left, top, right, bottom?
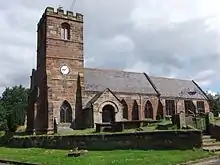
0, 0, 220, 95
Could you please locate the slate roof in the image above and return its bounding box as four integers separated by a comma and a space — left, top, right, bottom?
84, 68, 157, 94
149, 76, 207, 99
83, 68, 208, 100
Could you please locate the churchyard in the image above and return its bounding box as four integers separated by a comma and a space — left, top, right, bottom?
0, 147, 214, 165
1, 111, 220, 165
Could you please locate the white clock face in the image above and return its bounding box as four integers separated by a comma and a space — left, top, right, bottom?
60, 65, 69, 75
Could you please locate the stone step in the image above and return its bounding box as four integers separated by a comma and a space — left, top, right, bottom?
202, 138, 217, 143
203, 141, 220, 147
203, 146, 220, 152
202, 135, 211, 140
213, 150, 220, 155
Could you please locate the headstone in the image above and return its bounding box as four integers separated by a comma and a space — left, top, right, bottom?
67, 147, 88, 157
207, 112, 214, 124
24, 115, 27, 127
179, 112, 186, 129
172, 112, 186, 129
54, 117, 58, 134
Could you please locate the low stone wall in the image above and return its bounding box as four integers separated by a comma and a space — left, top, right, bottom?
7, 130, 202, 150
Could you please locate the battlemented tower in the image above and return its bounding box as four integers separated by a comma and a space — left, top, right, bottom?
27, 7, 84, 134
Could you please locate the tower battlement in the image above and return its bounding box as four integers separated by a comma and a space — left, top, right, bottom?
38, 6, 83, 28
45, 7, 83, 22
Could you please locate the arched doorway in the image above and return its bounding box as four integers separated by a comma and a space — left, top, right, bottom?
121, 99, 128, 120
145, 101, 153, 119
60, 100, 72, 123
132, 100, 139, 120
102, 104, 115, 123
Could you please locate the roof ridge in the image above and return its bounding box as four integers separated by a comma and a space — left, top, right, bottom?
149, 75, 192, 82
84, 68, 194, 81
84, 67, 144, 74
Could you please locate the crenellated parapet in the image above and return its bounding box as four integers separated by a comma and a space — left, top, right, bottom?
45, 6, 83, 22
37, 6, 83, 30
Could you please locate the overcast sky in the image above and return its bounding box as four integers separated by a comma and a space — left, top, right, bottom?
0, 0, 220, 95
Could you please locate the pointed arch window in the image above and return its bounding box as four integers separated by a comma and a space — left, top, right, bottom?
121, 99, 128, 120
132, 100, 139, 120
60, 100, 72, 123
145, 100, 153, 119
61, 23, 70, 40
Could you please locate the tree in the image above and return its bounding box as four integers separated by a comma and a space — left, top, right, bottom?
0, 102, 7, 131
0, 85, 29, 132
207, 93, 220, 116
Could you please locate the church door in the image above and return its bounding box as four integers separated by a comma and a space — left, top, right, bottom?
102, 104, 115, 123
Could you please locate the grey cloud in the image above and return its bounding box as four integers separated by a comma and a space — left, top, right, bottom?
0, 0, 219, 94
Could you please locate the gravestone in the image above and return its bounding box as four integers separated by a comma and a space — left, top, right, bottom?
172, 112, 186, 129
207, 112, 214, 125
67, 147, 88, 157
179, 112, 186, 129
54, 117, 58, 134
205, 112, 215, 134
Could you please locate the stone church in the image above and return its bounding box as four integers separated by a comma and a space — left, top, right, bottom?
26, 7, 210, 134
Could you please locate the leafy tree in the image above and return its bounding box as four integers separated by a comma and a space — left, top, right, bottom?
0, 102, 7, 131
0, 85, 29, 132
207, 93, 220, 116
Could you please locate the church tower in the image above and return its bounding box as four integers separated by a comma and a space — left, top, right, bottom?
27, 7, 84, 134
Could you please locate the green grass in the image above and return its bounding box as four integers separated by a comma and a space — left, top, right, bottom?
57, 126, 158, 136
0, 147, 215, 165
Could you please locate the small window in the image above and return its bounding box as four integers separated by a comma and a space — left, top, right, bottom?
61, 23, 70, 40
36, 86, 40, 97
37, 87, 40, 97
197, 101, 205, 113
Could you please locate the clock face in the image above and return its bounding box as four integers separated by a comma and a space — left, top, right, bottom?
60, 65, 69, 75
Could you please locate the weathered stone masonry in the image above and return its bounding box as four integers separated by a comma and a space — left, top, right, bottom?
26, 6, 210, 134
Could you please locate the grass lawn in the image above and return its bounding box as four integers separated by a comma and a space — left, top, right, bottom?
0, 147, 215, 165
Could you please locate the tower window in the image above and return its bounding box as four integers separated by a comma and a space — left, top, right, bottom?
61, 23, 70, 40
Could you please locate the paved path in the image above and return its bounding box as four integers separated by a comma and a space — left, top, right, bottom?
193, 159, 220, 165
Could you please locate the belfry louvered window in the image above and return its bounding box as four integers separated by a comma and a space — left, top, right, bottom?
61, 23, 70, 40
